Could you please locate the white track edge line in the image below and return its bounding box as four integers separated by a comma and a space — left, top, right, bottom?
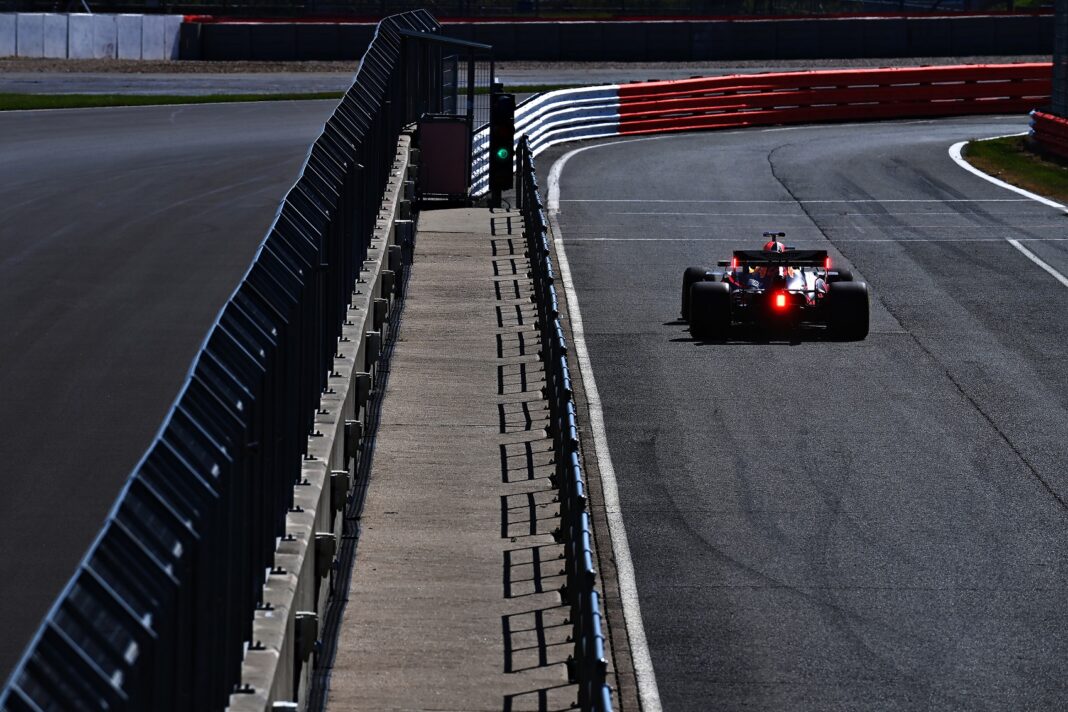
1006, 239, 1068, 288
949, 135, 1068, 288
547, 136, 666, 712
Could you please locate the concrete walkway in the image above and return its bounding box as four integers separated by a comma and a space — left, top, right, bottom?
325, 207, 577, 711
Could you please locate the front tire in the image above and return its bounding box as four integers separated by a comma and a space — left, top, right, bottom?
827, 281, 870, 340
681, 266, 711, 320
690, 281, 731, 339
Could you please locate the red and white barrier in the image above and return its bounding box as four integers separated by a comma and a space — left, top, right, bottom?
471, 63, 1051, 196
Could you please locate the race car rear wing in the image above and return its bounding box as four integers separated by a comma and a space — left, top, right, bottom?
717, 249, 829, 267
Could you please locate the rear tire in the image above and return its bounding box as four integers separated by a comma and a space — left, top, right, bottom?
827, 281, 870, 340
828, 269, 854, 283
689, 281, 731, 339
681, 266, 711, 320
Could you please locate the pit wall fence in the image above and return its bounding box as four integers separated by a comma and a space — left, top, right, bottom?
515, 135, 613, 712
0, 9, 437, 712
471, 62, 1052, 195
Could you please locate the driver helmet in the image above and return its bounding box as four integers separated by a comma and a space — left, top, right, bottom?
763, 239, 786, 253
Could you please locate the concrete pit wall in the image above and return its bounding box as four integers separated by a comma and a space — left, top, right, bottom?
227, 134, 415, 712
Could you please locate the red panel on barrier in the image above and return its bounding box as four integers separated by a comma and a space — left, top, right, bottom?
617, 64, 1052, 136
1031, 110, 1068, 161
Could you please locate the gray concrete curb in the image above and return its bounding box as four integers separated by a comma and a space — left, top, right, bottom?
227, 134, 414, 712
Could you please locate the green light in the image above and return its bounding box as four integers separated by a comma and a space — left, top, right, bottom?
495, 147, 511, 160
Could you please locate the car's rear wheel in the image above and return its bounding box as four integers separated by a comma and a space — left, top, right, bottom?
827, 281, 870, 340
690, 281, 731, 339
828, 269, 854, 283
681, 266, 712, 320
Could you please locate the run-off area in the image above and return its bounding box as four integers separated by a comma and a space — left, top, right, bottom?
547, 117, 1068, 712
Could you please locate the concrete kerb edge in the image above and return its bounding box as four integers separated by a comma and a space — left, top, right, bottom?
228, 133, 413, 711
543, 208, 642, 712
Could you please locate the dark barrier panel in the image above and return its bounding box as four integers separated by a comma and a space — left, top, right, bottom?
645, 21, 691, 62
179, 21, 201, 60
774, 19, 820, 59
513, 22, 561, 61
201, 23, 252, 61
560, 22, 604, 61
816, 19, 866, 59
250, 23, 296, 61
296, 23, 341, 60
860, 18, 907, 58
0, 9, 444, 712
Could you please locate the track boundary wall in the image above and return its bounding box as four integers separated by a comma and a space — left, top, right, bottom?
472, 62, 1052, 196
0, 12, 182, 59
176, 14, 1052, 62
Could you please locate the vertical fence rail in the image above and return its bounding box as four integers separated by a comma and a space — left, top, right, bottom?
0, 10, 441, 712
517, 135, 613, 712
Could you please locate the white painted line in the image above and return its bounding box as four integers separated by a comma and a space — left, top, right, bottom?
547, 137, 665, 712
563, 236, 1068, 243
607, 210, 1045, 217
1006, 239, 1068, 289
948, 137, 1066, 211
948, 136, 1068, 289
563, 198, 1033, 204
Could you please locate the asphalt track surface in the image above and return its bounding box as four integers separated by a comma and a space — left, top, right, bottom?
0, 99, 336, 682
547, 117, 1068, 711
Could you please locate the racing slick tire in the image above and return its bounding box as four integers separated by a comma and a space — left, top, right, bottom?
828, 269, 854, 283
681, 266, 712, 320
689, 281, 731, 339
827, 281, 870, 341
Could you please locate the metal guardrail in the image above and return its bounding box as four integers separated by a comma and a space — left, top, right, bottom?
0, 10, 441, 712
516, 135, 612, 712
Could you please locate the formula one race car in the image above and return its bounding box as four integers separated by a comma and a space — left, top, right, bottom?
680, 233, 870, 340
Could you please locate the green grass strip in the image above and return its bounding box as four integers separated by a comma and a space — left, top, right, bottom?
0, 91, 344, 111
964, 135, 1068, 205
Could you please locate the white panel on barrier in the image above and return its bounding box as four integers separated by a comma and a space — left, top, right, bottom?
470, 85, 621, 196
16, 13, 45, 58
117, 14, 142, 59
43, 14, 68, 59
68, 13, 93, 58
141, 13, 165, 60
91, 13, 117, 59
164, 14, 181, 60
0, 14, 16, 58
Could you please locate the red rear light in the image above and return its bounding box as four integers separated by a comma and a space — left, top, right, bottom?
730, 257, 738, 270
824, 256, 832, 271
775, 292, 787, 309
